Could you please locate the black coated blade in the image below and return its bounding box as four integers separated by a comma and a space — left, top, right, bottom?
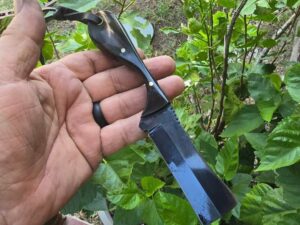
140, 105, 237, 225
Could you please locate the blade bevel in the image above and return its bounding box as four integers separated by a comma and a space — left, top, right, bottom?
140, 105, 236, 225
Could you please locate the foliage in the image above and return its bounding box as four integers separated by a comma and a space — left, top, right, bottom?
2, 0, 300, 224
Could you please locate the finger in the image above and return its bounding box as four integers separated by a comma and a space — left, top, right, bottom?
100, 113, 145, 156
100, 76, 184, 123
0, 0, 45, 80
36, 49, 145, 81
84, 56, 176, 101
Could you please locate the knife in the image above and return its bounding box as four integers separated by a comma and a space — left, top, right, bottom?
47, 7, 237, 225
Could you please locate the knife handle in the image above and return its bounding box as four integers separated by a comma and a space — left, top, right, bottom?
87, 11, 170, 117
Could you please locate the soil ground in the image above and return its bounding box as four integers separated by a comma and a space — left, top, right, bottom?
100, 0, 186, 57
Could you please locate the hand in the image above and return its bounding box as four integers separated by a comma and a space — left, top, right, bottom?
0, 1, 184, 225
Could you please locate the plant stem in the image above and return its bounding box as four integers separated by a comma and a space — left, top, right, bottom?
213, 0, 248, 137
240, 15, 248, 94
118, 0, 127, 19
207, 2, 217, 131
46, 26, 60, 60
258, 7, 300, 62
248, 21, 262, 64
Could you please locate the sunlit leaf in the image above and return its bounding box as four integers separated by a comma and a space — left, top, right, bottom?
154, 192, 198, 225
141, 176, 165, 197
107, 181, 145, 210
257, 116, 300, 171
240, 183, 273, 225
58, 0, 102, 12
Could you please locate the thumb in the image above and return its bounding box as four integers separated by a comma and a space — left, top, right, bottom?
0, 0, 46, 80
14, 0, 26, 13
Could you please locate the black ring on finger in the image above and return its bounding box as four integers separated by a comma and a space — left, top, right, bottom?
93, 101, 109, 128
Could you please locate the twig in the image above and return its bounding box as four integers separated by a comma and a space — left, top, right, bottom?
0, 0, 57, 19
248, 21, 262, 63
46, 26, 60, 60
240, 15, 248, 93
271, 17, 297, 64
213, 0, 248, 136
258, 7, 300, 62
117, 0, 135, 19
271, 42, 287, 64
207, 2, 216, 131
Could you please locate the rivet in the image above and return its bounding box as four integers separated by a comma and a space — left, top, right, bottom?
121, 48, 126, 53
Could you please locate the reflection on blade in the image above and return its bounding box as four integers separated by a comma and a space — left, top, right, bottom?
140, 106, 236, 225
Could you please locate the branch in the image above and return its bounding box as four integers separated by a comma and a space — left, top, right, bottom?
213, 0, 248, 136
207, 2, 216, 131
248, 21, 262, 63
240, 15, 248, 94
46, 26, 60, 60
0, 0, 57, 19
258, 7, 300, 62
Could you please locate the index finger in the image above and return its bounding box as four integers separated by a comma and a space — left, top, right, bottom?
0, 0, 45, 81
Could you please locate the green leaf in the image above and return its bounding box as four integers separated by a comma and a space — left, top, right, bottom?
257, 0, 271, 8
287, 0, 300, 8
58, 0, 101, 12
83, 192, 108, 211
260, 39, 277, 48
121, 12, 154, 53
160, 27, 180, 35
188, 18, 201, 33
221, 105, 264, 137
195, 131, 219, 169
285, 63, 300, 103
0, 17, 12, 34
241, 0, 257, 16
261, 188, 297, 225
216, 137, 239, 181
244, 133, 268, 157
248, 73, 281, 122
241, 185, 300, 225
61, 180, 98, 214
276, 163, 300, 208
141, 176, 165, 197
154, 192, 198, 225
141, 200, 164, 225
106, 145, 145, 181
113, 206, 143, 225
248, 64, 276, 75
217, 0, 235, 8
240, 183, 273, 225
278, 91, 298, 117
107, 181, 145, 210
42, 39, 54, 62
92, 163, 124, 190
231, 173, 252, 218
114, 200, 164, 225
224, 83, 244, 123
257, 116, 300, 171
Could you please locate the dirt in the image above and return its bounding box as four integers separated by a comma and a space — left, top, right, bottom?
132, 0, 186, 57
99, 0, 186, 57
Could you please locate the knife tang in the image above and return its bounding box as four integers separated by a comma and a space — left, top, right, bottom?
140, 106, 237, 225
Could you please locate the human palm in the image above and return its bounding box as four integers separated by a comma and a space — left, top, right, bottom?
0, 1, 184, 225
